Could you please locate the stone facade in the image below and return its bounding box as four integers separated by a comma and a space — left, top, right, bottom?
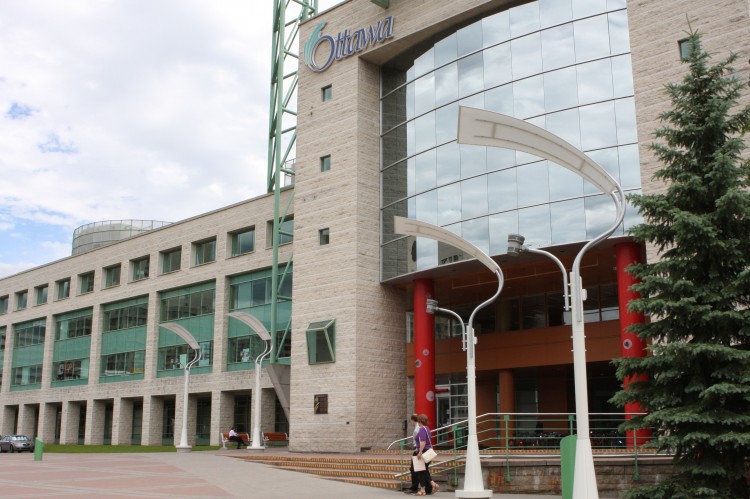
0, 191, 291, 446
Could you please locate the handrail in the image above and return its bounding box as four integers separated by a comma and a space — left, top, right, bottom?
387, 412, 652, 483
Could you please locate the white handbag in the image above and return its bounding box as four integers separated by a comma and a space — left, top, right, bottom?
422, 447, 438, 463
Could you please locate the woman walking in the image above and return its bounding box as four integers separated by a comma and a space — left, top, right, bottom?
411, 414, 440, 495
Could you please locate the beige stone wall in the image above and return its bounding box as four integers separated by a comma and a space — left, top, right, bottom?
0, 191, 290, 445
292, 0, 521, 453
627, 0, 750, 263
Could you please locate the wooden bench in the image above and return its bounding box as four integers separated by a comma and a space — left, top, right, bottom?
263, 431, 289, 447
220, 432, 250, 449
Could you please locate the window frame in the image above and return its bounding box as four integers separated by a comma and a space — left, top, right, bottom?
79, 272, 95, 295
320, 155, 331, 172
0, 295, 7, 315
55, 279, 70, 300
130, 256, 150, 282
104, 264, 121, 288
319, 228, 330, 246
160, 247, 182, 274
306, 319, 336, 364
15, 290, 28, 311
230, 227, 256, 257
193, 238, 217, 266
321, 84, 332, 101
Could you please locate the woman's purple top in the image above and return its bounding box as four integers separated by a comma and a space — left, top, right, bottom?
415, 426, 432, 451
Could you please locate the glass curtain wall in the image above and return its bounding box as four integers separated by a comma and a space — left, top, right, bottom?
381, 0, 641, 280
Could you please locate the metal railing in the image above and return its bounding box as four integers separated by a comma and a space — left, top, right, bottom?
388, 412, 653, 484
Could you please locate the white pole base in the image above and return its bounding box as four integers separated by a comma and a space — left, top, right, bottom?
246, 444, 265, 452
455, 489, 493, 498
572, 438, 599, 499
175, 445, 192, 453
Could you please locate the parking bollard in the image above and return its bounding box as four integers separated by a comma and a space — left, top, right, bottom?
34, 438, 43, 461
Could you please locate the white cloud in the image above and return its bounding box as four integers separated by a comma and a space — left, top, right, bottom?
0, 0, 344, 274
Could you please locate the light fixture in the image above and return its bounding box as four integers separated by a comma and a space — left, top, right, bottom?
161, 322, 202, 452
228, 311, 272, 451
459, 106, 626, 499
395, 216, 502, 499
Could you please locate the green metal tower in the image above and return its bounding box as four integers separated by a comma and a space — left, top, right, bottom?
267, 0, 318, 364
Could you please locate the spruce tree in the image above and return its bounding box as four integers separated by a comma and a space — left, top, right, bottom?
611, 30, 750, 499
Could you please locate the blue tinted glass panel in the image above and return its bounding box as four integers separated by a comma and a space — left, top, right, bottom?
541, 24, 575, 71
574, 16, 610, 63
510, 2, 540, 38
579, 101, 617, 150
482, 11, 510, 47
437, 183, 462, 226
544, 67, 578, 113
487, 169, 518, 213
458, 53, 484, 97
483, 43, 512, 89
462, 217, 490, 255
434, 34, 458, 66
577, 59, 614, 106
518, 205, 552, 246
540, 0, 572, 28
572, 0, 607, 19
436, 142, 461, 185
485, 84, 514, 116
608, 11, 630, 55
517, 161, 550, 208
460, 144, 487, 178
489, 211, 519, 255
545, 108, 581, 150
461, 176, 489, 219
511, 33, 542, 80
415, 149, 437, 193
414, 73, 436, 116
457, 21, 483, 57
551, 198, 587, 245
435, 104, 458, 144
548, 161, 584, 201
435, 63, 458, 107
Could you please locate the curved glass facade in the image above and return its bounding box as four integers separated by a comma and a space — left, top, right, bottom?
381, 0, 642, 280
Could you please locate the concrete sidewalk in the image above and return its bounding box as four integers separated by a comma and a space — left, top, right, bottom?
0, 450, 560, 498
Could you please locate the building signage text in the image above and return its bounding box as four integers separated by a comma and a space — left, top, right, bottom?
304, 16, 395, 73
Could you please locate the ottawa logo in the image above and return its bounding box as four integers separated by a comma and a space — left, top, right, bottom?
304, 16, 395, 72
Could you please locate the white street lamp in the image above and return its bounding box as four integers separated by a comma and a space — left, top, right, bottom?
161, 322, 202, 453
459, 106, 626, 499
395, 216, 503, 499
228, 311, 272, 451
507, 234, 571, 312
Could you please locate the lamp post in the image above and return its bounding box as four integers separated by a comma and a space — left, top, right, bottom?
458, 106, 626, 499
161, 322, 202, 453
395, 216, 503, 499
228, 311, 272, 451
507, 234, 570, 312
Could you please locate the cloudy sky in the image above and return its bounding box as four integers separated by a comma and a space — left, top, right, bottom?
0, 0, 341, 278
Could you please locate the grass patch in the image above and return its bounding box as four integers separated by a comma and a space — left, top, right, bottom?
43, 444, 220, 453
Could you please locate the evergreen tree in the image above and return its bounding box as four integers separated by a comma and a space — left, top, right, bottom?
611, 30, 750, 499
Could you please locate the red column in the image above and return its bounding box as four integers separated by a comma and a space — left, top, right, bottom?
413, 278, 436, 426
616, 242, 651, 447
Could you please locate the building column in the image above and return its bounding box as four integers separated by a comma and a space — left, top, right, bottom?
1, 406, 16, 434
112, 398, 133, 445
59, 401, 80, 445
261, 387, 276, 434
141, 396, 163, 446
38, 402, 57, 443
499, 370, 515, 443
18, 404, 37, 438
616, 242, 651, 447
413, 279, 436, 426
85, 399, 105, 445
212, 390, 234, 447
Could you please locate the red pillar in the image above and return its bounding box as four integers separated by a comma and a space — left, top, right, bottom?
413, 278, 436, 426
616, 242, 651, 447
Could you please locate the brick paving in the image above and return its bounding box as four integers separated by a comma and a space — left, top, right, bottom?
0, 449, 560, 498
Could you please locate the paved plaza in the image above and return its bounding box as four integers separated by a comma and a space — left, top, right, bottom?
0, 449, 561, 498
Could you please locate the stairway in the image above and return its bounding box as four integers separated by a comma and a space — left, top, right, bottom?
239, 452, 455, 491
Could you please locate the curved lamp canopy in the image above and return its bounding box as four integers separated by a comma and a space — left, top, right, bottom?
161, 322, 200, 350
457, 106, 621, 197
228, 311, 272, 342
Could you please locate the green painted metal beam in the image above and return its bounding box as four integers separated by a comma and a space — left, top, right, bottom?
267, 0, 318, 363
371, 0, 389, 8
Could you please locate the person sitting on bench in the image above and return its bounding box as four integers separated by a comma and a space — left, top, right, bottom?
228, 427, 245, 449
